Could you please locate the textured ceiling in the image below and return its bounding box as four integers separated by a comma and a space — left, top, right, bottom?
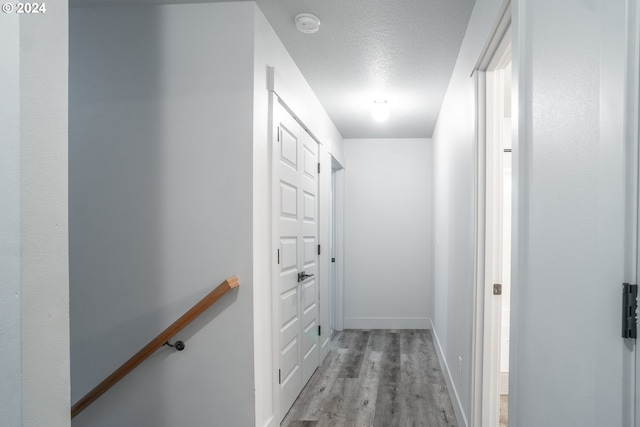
255, 0, 475, 138
71, 0, 475, 139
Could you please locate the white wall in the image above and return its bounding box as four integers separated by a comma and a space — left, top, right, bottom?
0, 4, 70, 426
431, 0, 505, 423
70, 4, 255, 426
22, 3, 71, 423
252, 6, 344, 426
343, 138, 432, 329
0, 15, 22, 427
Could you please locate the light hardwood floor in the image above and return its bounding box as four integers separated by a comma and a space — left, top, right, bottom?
281, 329, 458, 427
500, 395, 508, 427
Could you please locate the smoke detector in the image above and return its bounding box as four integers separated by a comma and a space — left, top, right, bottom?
295, 13, 320, 34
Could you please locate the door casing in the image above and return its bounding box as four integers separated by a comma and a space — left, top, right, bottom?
270, 94, 323, 423
330, 160, 345, 333
627, 2, 640, 426
471, 2, 512, 426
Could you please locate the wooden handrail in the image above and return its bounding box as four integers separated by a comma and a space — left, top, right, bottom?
71, 276, 239, 418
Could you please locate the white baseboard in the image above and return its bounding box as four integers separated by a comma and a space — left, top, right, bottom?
343, 317, 430, 329
321, 336, 331, 353
429, 319, 468, 427
259, 416, 275, 427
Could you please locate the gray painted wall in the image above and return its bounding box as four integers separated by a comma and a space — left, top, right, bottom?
434, 0, 636, 425
432, 0, 503, 422
343, 138, 433, 329
70, 4, 255, 426
510, 1, 632, 425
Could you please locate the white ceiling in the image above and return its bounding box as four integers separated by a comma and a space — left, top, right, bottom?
254, 0, 475, 139
71, 0, 475, 139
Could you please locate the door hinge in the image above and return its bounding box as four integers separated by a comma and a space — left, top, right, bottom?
622, 283, 637, 339
277, 126, 280, 142
318, 244, 321, 255
277, 249, 280, 265
318, 162, 321, 174
493, 283, 502, 295
278, 369, 281, 384
318, 325, 321, 336
331, 257, 336, 263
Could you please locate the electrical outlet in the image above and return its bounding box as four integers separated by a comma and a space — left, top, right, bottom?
458, 356, 462, 379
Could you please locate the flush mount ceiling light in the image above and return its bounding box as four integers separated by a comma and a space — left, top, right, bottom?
295, 13, 321, 34
372, 99, 390, 122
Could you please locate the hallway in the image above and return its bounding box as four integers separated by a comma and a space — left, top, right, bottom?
281, 330, 457, 427
6, 1, 640, 425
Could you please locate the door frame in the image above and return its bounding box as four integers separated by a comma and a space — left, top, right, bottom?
318, 149, 335, 361
330, 158, 345, 332
470, 2, 512, 426
628, 1, 640, 426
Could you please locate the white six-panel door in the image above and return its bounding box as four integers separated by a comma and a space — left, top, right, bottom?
299, 127, 320, 385
274, 102, 320, 421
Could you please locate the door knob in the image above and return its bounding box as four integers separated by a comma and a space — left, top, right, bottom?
297, 271, 314, 282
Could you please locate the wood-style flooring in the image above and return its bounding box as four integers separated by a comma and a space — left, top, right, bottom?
500, 395, 508, 427
281, 329, 458, 427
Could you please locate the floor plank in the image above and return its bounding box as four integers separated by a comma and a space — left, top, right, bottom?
283, 349, 346, 423
285, 422, 318, 427
315, 378, 358, 427
379, 331, 401, 383
399, 354, 429, 427
282, 329, 458, 427
346, 350, 381, 426
373, 381, 401, 427
500, 394, 508, 427
337, 330, 370, 378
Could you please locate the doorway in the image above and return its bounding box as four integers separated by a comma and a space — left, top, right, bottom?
499, 110, 511, 426
482, 43, 512, 427
471, 2, 512, 426
330, 157, 345, 334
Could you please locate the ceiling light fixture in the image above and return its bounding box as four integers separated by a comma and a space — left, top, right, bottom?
372, 99, 390, 122
295, 13, 321, 34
